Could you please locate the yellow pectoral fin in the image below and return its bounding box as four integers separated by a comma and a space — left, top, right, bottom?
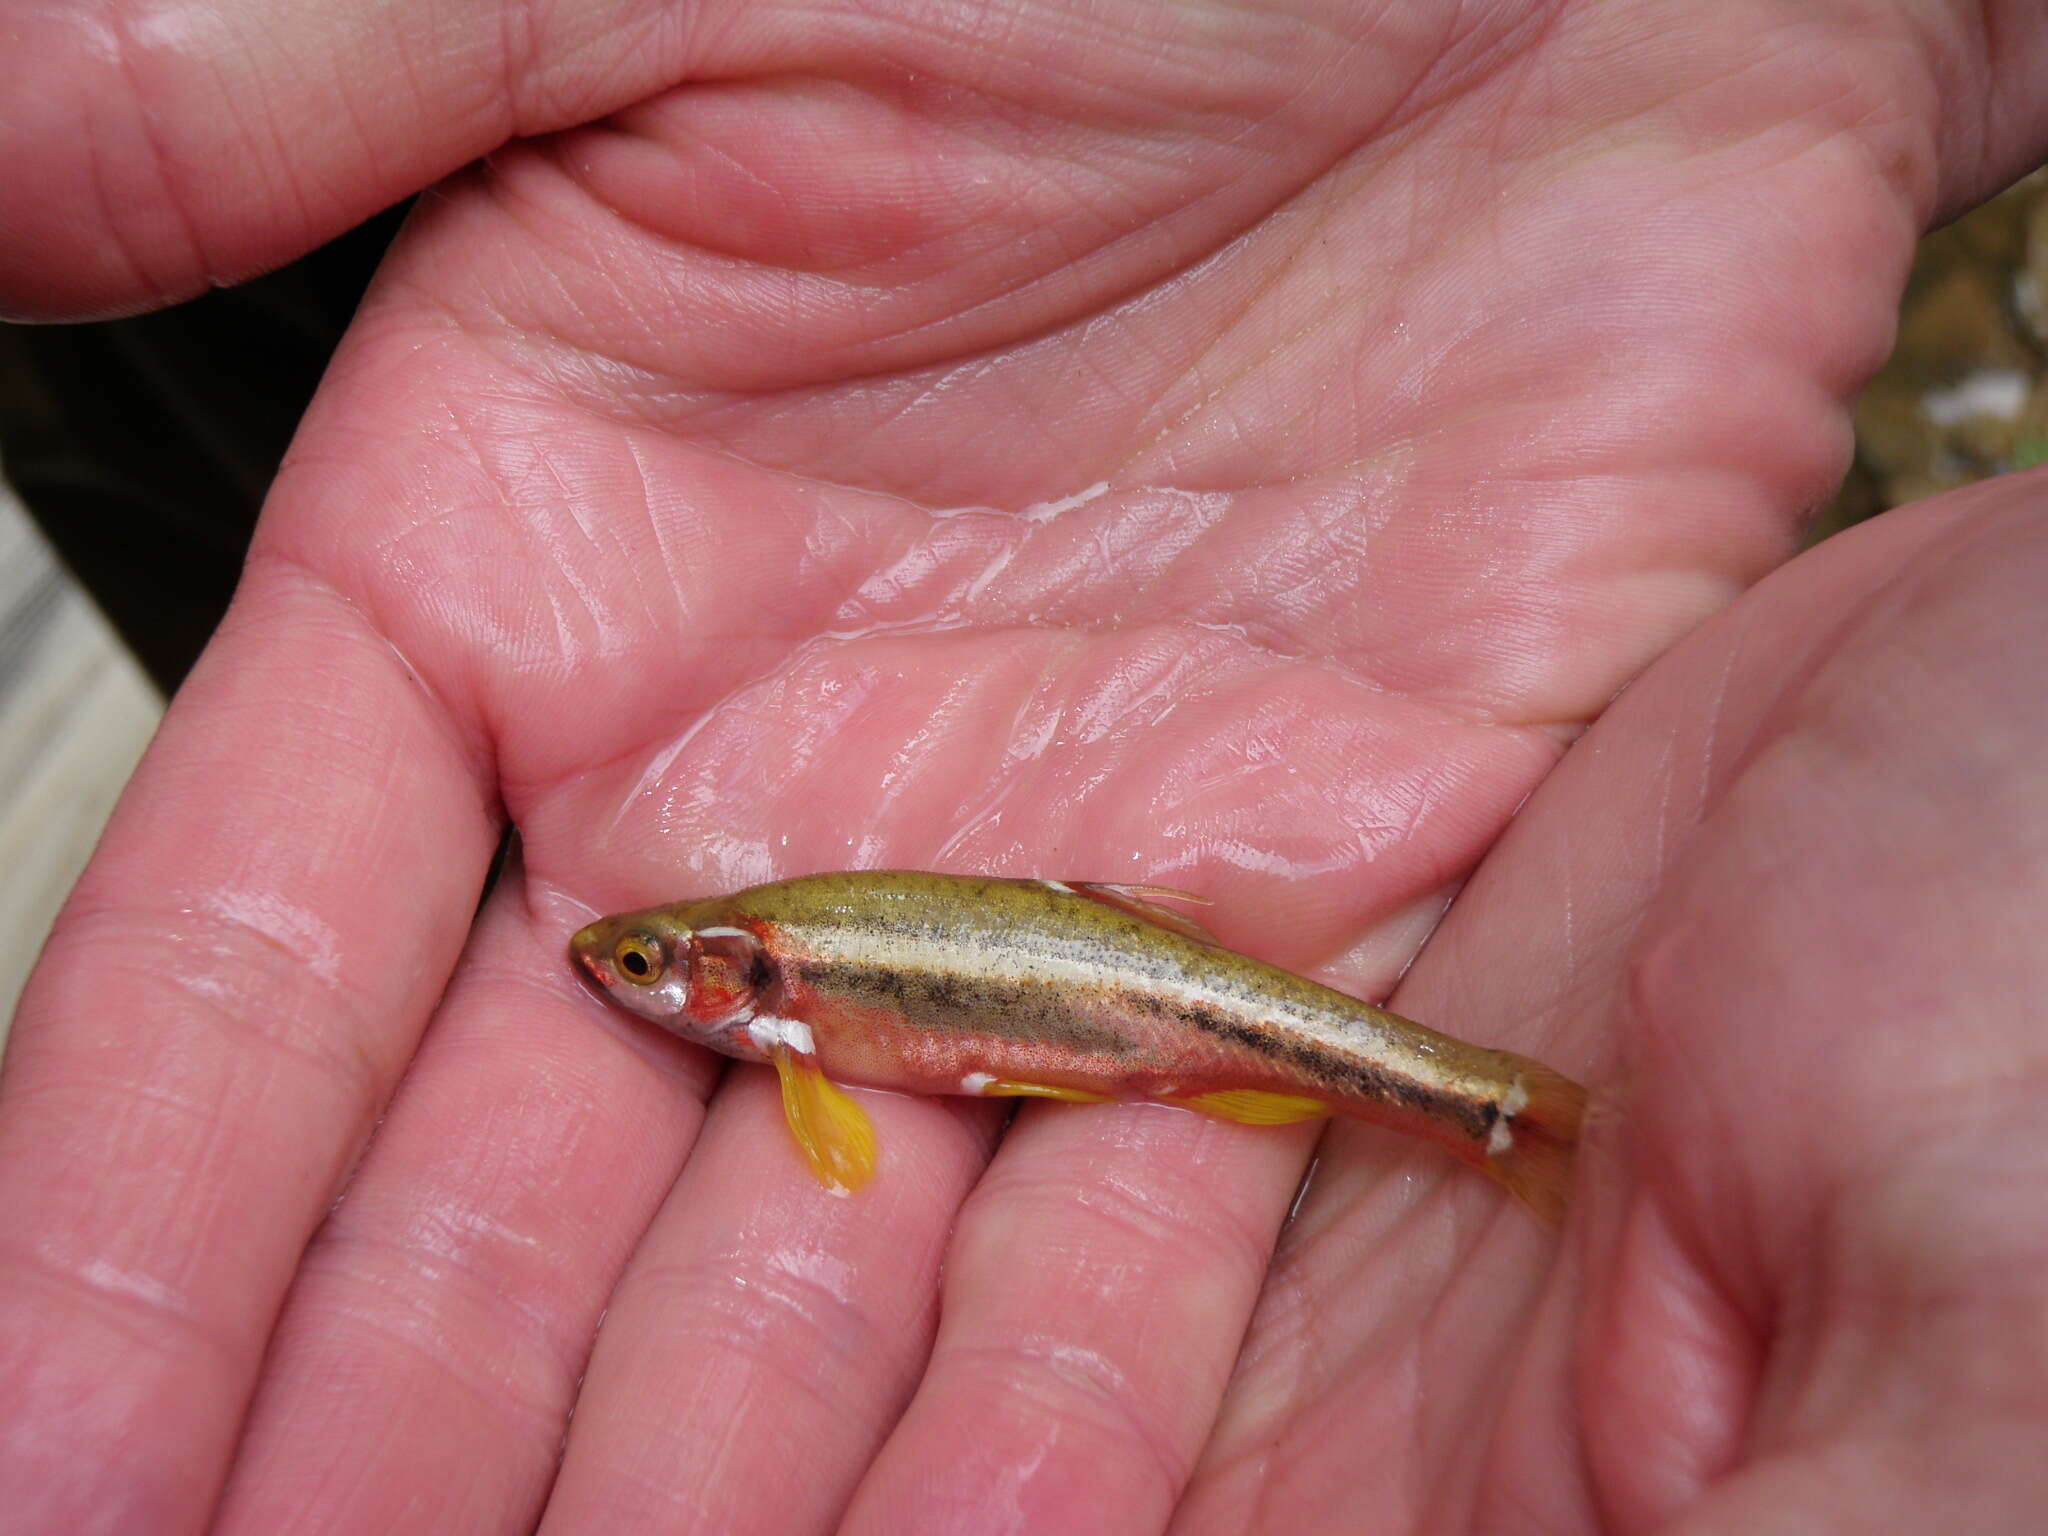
1165, 1089, 1332, 1125
979, 1080, 1113, 1104
769, 1046, 878, 1195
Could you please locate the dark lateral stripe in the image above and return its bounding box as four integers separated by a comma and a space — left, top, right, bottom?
1119, 984, 1492, 1134
787, 956, 1135, 1055
787, 953, 1493, 1139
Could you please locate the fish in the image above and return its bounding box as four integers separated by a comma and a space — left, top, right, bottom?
569, 871, 1586, 1222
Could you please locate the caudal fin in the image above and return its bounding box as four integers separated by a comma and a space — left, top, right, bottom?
1483, 1061, 1587, 1226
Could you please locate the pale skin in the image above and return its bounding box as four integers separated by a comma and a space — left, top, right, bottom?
3, 1, 2047, 1531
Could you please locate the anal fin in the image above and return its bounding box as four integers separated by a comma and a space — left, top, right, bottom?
768, 1045, 877, 1195
979, 1080, 1113, 1104
1165, 1089, 1331, 1125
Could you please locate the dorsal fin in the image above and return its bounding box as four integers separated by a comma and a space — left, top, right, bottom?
1058, 880, 1221, 945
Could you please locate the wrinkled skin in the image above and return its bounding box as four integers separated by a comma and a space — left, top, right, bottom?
4, 1, 2048, 1531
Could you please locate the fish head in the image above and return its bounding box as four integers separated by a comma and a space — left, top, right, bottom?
570, 909, 699, 1026
570, 906, 763, 1039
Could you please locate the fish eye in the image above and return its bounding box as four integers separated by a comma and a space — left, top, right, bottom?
613, 933, 665, 985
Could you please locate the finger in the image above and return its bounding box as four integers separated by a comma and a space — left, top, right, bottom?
0, 0, 745, 318
209, 866, 713, 1535
840, 1102, 1318, 1536
537, 1073, 996, 1536
1924, 1, 2048, 217
0, 564, 497, 1533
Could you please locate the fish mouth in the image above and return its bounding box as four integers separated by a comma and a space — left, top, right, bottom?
569, 926, 617, 991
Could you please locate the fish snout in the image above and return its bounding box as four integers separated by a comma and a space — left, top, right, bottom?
570, 924, 619, 991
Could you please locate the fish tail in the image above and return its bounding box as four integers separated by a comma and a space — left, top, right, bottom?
1481, 1060, 1587, 1226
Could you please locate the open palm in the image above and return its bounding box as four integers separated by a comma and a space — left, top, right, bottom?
4, 1, 2045, 1530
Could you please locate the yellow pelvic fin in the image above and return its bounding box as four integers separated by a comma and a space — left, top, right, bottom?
768, 1046, 877, 1195
1165, 1089, 1332, 1125
979, 1080, 1113, 1104
1068, 881, 1221, 945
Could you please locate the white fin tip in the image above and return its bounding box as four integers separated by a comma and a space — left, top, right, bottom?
747, 1015, 816, 1055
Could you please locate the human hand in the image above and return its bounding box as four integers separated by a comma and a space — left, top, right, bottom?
1177, 479, 2048, 1531
2, 1, 2044, 1530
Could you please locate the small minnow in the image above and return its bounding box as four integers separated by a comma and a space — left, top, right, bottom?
570, 871, 1586, 1222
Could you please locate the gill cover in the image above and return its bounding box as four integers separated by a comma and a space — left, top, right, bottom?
684, 927, 763, 1027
